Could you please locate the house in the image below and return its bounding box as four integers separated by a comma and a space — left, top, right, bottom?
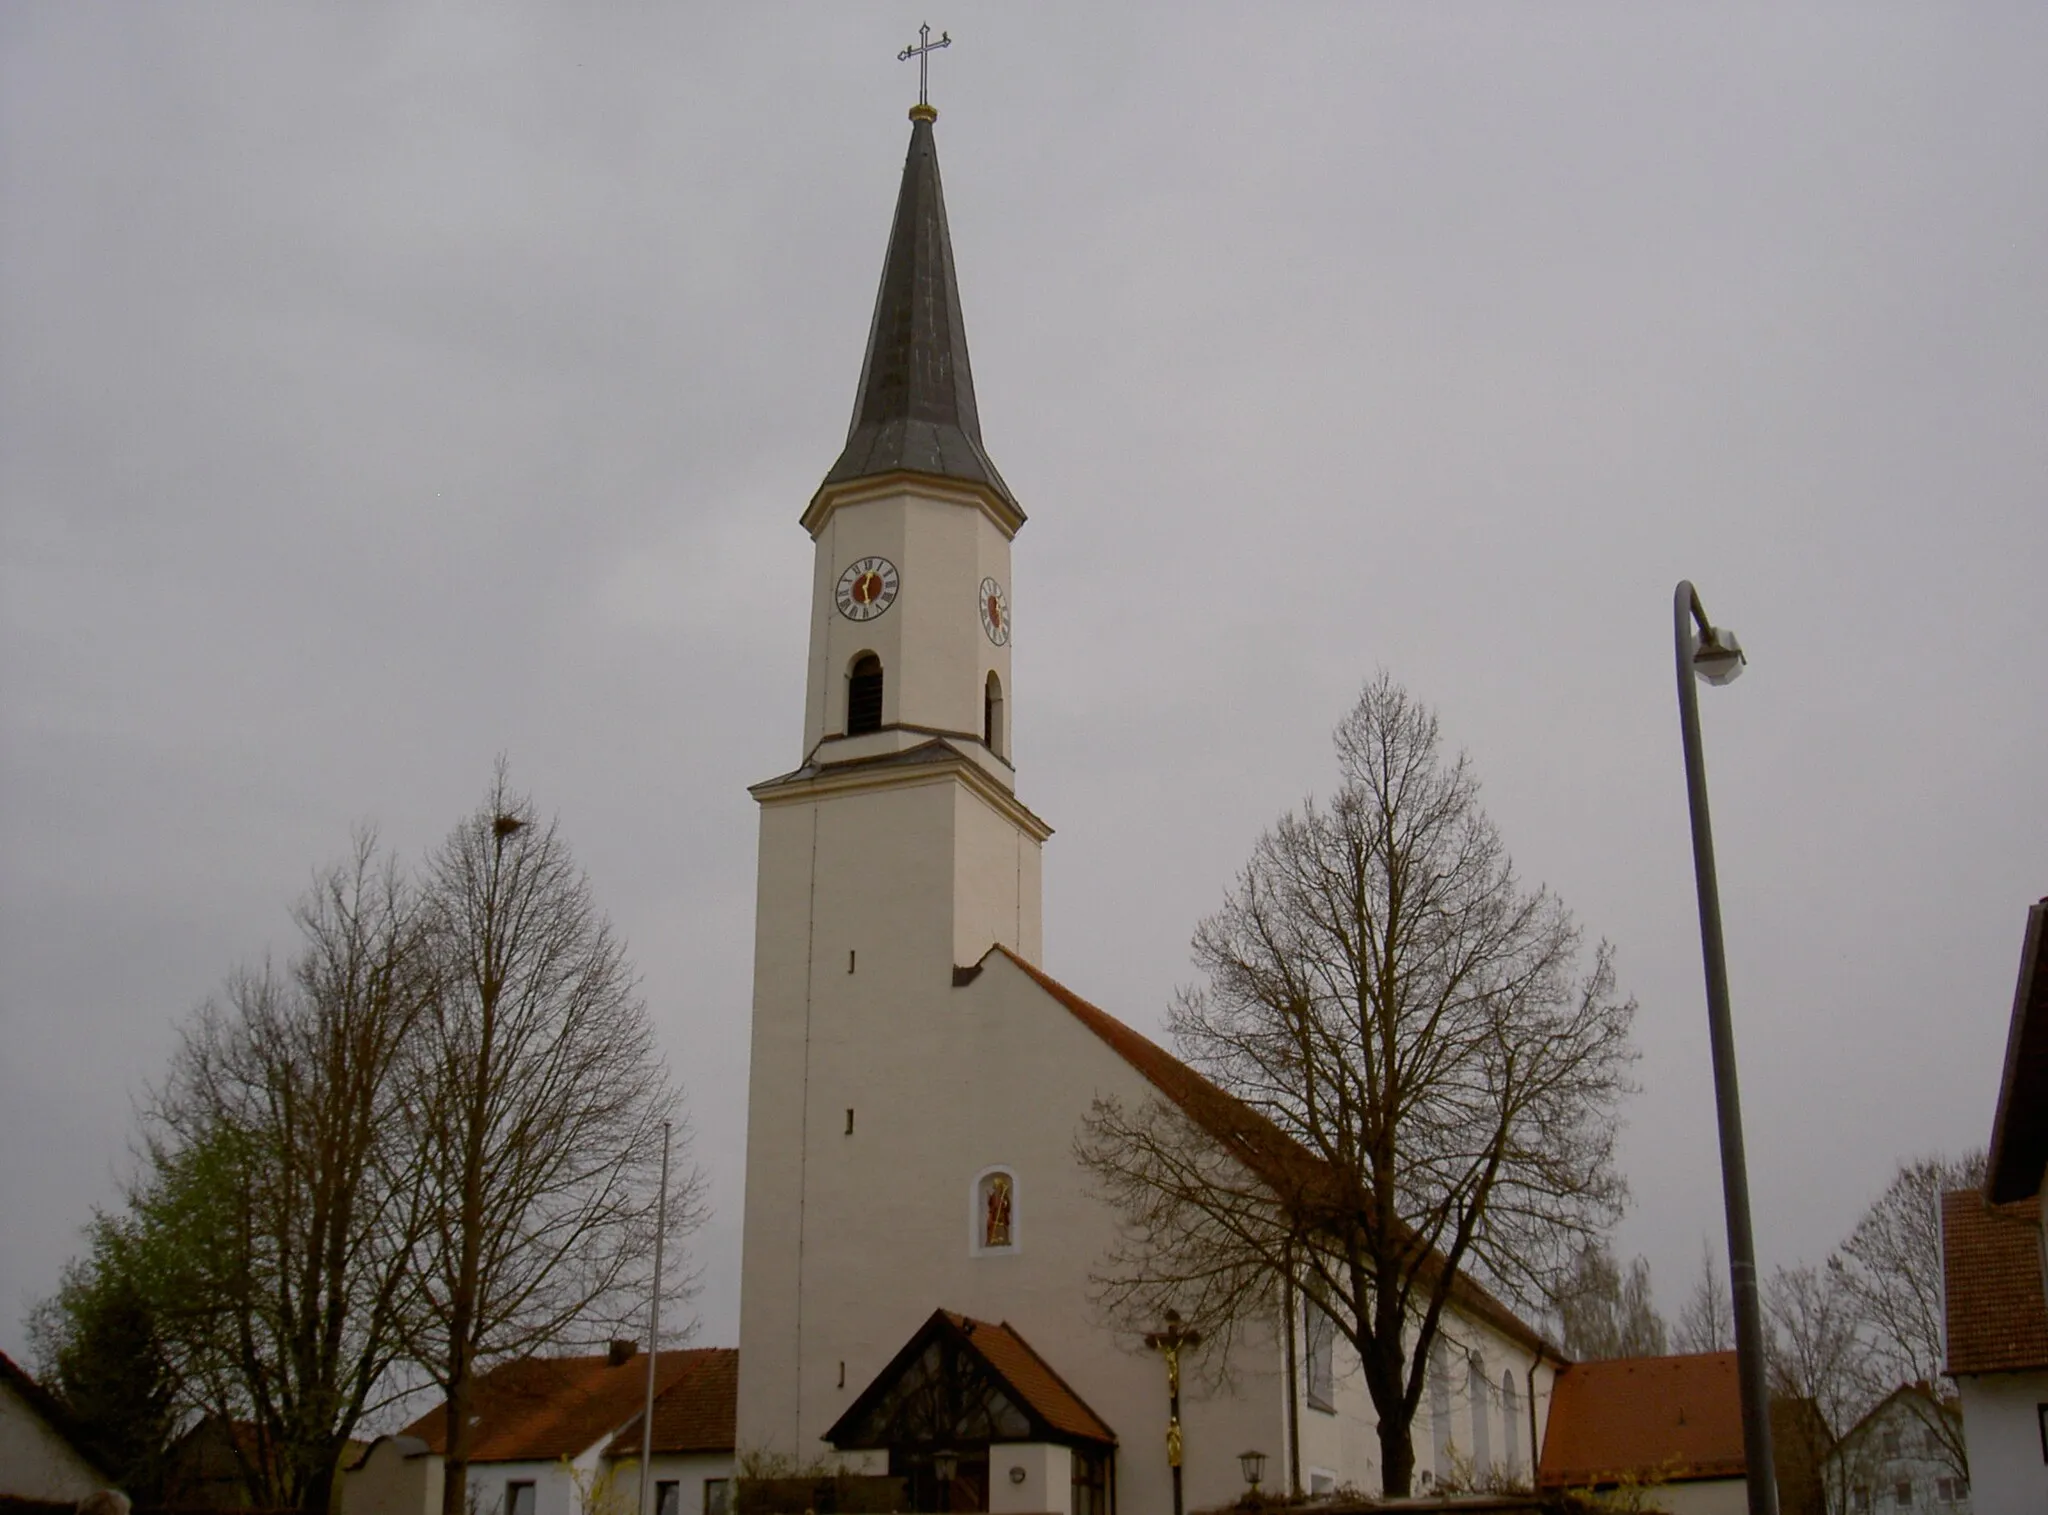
1535, 1353, 1747, 1514
729, 99, 1569, 1508
1825, 1384, 1969, 1514
0, 1349, 116, 1502
1942, 895, 2048, 1510
346, 1344, 736, 1515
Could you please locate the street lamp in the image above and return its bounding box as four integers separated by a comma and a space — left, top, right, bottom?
1144, 1309, 1203, 1515
1673, 581, 1776, 1515
1238, 1450, 1267, 1503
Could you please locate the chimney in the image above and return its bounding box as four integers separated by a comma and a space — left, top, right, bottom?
608, 1339, 637, 1367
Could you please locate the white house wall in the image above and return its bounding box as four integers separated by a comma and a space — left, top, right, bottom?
1957, 1372, 2048, 1513
606, 1453, 734, 1515
0, 1379, 105, 1501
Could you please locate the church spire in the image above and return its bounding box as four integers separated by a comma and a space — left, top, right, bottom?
817, 109, 1019, 515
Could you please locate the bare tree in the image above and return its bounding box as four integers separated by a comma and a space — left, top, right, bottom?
1834, 1152, 1983, 1481
1081, 675, 1636, 1496
117, 838, 430, 1512
1674, 1239, 1733, 1353
1556, 1244, 1668, 1361
407, 768, 703, 1515
1764, 1261, 1860, 1513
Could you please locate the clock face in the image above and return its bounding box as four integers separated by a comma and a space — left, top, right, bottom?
979, 577, 1010, 646
835, 557, 900, 621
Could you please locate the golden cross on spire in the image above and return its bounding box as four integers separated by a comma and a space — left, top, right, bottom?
897, 23, 951, 114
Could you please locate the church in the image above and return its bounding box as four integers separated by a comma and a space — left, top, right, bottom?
732, 96, 1564, 1513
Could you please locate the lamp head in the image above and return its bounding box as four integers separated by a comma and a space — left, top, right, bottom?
1239, 1450, 1267, 1488
1692, 626, 1746, 687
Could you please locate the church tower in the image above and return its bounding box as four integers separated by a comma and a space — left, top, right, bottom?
735, 101, 1052, 1459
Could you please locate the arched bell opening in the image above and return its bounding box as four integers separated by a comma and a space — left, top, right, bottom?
847, 653, 884, 736
983, 671, 1005, 757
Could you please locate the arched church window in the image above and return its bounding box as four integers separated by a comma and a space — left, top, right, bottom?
983, 671, 1004, 757
1502, 1371, 1520, 1476
971, 1167, 1017, 1254
847, 653, 884, 736
1468, 1352, 1491, 1476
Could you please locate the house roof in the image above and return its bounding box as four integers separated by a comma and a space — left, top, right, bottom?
824, 1309, 1115, 1452
1536, 1352, 1745, 1488
815, 112, 1018, 517
987, 947, 1559, 1361
0, 1349, 112, 1482
402, 1349, 727, 1464
1828, 1382, 1958, 1455
603, 1349, 738, 1458
1941, 1188, 2048, 1375
1987, 897, 2048, 1204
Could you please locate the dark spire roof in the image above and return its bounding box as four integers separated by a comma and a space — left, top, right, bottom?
818, 110, 1018, 514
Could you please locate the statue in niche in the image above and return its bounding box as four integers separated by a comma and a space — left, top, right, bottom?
982, 1172, 1013, 1248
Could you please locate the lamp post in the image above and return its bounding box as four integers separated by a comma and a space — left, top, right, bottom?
1238, 1450, 1267, 1506
1144, 1310, 1202, 1515
1673, 581, 1777, 1515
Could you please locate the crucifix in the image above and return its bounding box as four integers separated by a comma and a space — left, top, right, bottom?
897, 23, 951, 109
1144, 1309, 1203, 1515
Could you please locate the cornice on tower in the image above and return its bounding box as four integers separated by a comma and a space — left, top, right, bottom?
813, 109, 1020, 522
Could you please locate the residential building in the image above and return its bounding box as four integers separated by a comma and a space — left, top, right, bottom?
1942, 895, 2048, 1511
1826, 1385, 1969, 1514
347, 1344, 736, 1515
1536, 1353, 1747, 1514
0, 1349, 115, 1502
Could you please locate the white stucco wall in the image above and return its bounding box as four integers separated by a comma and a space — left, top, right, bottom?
1957, 1372, 2048, 1513
1646, 1477, 1747, 1515
344, 1437, 444, 1515
463, 1458, 583, 1515
0, 1379, 106, 1500
604, 1453, 734, 1515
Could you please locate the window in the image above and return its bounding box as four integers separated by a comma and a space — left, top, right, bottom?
1502, 1371, 1520, 1476
1893, 1481, 1912, 1507
983, 672, 1004, 757
847, 654, 883, 735
1308, 1471, 1336, 1496
704, 1479, 730, 1515
1429, 1341, 1451, 1472
1468, 1354, 1491, 1475
1882, 1429, 1902, 1458
1934, 1478, 1957, 1506
1303, 1298, 1335, 1412
506, 1484, 536, 1515
1850, 1485, 1871, 1513
655, 1482, 679, 1515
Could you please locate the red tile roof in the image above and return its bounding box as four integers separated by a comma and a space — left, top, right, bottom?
604, 1349, 738, 1458
1942, 1189, 2048, 1375
945, 1313, 1116, 1446
404, 1350, 730, 1464
989, 947, 1557, 1360
1537, 1352, 1744, 1489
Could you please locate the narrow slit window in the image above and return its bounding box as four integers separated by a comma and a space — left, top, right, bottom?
847, 654, 883, 735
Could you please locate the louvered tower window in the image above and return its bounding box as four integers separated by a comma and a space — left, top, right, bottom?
847, 654, 884, 735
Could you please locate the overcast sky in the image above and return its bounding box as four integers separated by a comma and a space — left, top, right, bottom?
4, 4, 2043, 1367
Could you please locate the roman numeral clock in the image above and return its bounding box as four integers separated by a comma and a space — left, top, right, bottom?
835, 557, 899, 621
